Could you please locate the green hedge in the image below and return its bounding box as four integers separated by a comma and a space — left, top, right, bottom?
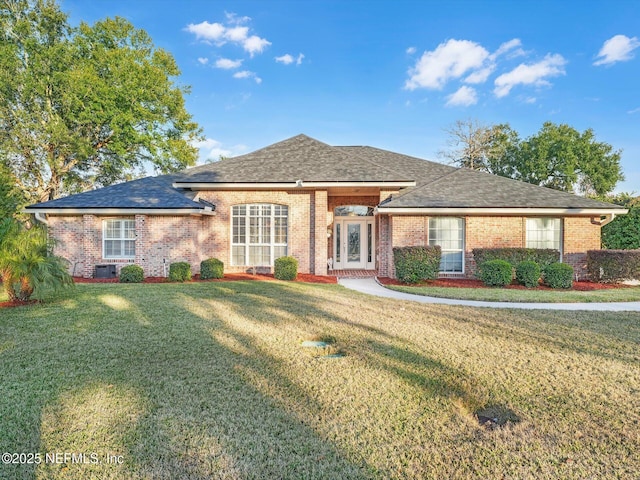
478, 259, 513, 287
392, 246, 441, 284
169, 262, 192, 282
587, 249, 640, 283
274, 256, 298, 281
119, 264, 144, 283
515, 261, 541, 288
200, 258, 224, 279
543, 263, 574, 289
473, 248, 559, 270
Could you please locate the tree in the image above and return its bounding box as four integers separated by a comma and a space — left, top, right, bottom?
0, 163, 25, 219
0, 0, 202, 204
0, 217, 73, 302
513, 122, 623, 196
601, 194, 640, 249
441, 120, 624, 197
439, 119, 519, 173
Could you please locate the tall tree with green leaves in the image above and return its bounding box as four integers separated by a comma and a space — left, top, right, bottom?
513, 122, 623, 196
441, 120, 624, 197
0, 0, 202, 204
601, 194, 640, 249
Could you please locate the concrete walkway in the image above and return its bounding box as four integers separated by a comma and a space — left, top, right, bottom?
338, 277, 640, 312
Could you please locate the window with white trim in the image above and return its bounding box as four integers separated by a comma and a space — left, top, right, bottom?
526, 218, 562, 251
429, 217, 465, 273
231, 204, 288, 266
103, 219, 135, 259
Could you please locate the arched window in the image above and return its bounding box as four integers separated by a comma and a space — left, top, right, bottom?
231, 204, 288, 266
334, 205, 375, 217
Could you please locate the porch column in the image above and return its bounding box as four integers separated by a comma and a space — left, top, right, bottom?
313, 190, 328, 275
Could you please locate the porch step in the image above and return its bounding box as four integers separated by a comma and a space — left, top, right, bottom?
328, 270, 378, 279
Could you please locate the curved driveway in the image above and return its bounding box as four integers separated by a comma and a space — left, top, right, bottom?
338, 277, 640, 312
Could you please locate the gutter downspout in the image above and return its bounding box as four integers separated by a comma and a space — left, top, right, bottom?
34, 212, 48, 225
591, 213, 616, 226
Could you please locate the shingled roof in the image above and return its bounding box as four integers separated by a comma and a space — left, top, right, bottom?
25, 176, 209, 213
25, 134, 625, 213
176, 134, 417, 183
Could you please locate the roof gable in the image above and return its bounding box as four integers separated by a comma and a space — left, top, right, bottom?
176, 134, 417, 184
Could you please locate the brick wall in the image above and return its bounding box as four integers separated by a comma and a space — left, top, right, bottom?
563, 217, 601, 279
379, 215, 602, 279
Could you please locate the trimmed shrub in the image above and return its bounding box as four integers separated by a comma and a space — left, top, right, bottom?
393, 246, 441, 284
274, 256, 298, 281
169, 262, 192, 282
478, 259, 513, 287
200, 258, 224, 279
515, 261, 541, 288
543, 262, 573, 289
119, 264, 144, 283
473, 248, 559, 271
587, 249, 640, 283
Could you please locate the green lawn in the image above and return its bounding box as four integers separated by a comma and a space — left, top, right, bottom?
1, 282, 639, 479
387, 283, 640, 303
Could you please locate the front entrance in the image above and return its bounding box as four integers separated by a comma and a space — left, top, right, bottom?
333, 217, 375, 270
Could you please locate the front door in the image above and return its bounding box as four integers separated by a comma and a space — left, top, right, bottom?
345, 221, 366, 269
334, 218, 374, 270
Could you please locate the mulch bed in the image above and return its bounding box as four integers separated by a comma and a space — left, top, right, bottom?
72, 273, 338, 285
377, 277, 629, 291
0, 299, 39, 309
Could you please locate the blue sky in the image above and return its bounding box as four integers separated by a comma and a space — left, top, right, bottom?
62, 0, 640, 193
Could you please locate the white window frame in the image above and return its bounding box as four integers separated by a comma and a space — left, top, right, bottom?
102, 219, 135, 259
231, 204, 288, 267
526, 218, 563, 256
428, 217, 465, 273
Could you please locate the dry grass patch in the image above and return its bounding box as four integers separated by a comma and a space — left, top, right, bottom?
0, 281, 639, 479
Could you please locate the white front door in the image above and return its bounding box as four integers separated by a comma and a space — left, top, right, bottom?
334, 218, 374, 270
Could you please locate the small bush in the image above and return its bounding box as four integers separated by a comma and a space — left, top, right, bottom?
515, 261, 541, 288
169, 262, 192, 282
543, 262, 574, 289
478, 259, 513, 287
119, 264, 144, 283
274, 256, 298, 281
473, 248, 559, 270
200, 258, 224, 279
393, 246, 441, 284
587, 249, 640, 283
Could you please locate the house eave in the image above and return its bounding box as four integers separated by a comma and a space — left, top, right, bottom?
375, 206, 629, 216
172, 181, 416, 190
23, 208, 216, 216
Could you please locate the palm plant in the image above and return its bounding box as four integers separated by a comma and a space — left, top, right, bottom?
0, 218, 73, 302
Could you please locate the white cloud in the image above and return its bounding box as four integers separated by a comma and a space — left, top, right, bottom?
445, 85, 478, 107
275, 54, 294, 64
491, 38, 524, 60
192, 138, 248, 164
594, 34, 640, 66
185, 16, 271, 57
243, 35, 271, 57
406, 46, 416, 55
628, 107, 640, 114
185, 21, 226, 43
464, 66, 494, 84
405, 39, 489, 90
275, 53, 305, 65
215, 58, 243, 69
493, 53, 567, 98
197, 57, 209, 65
233, 70, 262, 84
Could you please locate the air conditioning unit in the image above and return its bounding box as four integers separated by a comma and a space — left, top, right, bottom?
95, 264, 117, 279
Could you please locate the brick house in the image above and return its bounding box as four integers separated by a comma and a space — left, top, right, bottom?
25, 134, 627, 279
